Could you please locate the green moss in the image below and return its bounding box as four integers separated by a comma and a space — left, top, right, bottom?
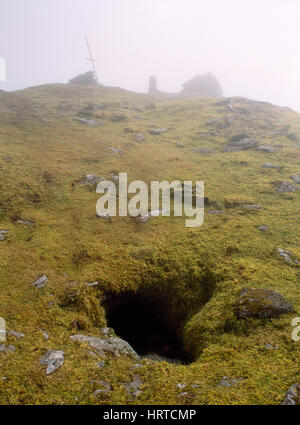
0, 85, 299, 404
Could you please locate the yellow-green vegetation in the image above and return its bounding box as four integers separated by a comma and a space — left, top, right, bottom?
0, 83, 299, 405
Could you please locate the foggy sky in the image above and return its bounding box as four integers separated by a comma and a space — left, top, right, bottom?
1, 0, 300, 111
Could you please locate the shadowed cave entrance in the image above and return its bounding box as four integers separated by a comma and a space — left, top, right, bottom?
104, 291, 193, 364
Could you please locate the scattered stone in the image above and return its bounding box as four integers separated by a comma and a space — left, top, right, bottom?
31, 275, 49, 288
224, 138, 259, 152
96, 361, 105, 369
148, 128, 168, 135
206, 118, 221, 126
262, 163, 280, 169
124, 374, 143, 398
80, 174, 104, 185
40, 350, 64, 375
229, 134, 250, 142
192, 148, 216, 154
176, 383, 186, 389
286, 133, 299, 142
277, 181, 298, 193
73, 118, 103, 126
84, 281, 99, 287
234, 287, 294, 319
178, 392, 189, 397
282, 384, 300, 405
290, 174, 300, 184
258, 225, 268, 231
110, 114, 127, 123
6, 330, 25, 339
42, 330, 49, 340
237, 204, 261, 210
0, 344, 16, 353
265, 343, 278, 350
207, 210, 225, 215
70, 334, 139, 359
0, 230, 9, 241
256, 145, 277, 153
107, 147, 124, 155
219, 376, 243, 387
135, 133, 146, 142
277, 248, 295, 264
16, 219, 35, 226
94, 380, 112, 396
86, 350, 98, 357
97, 212, 111, 220
175, 142, 184, 148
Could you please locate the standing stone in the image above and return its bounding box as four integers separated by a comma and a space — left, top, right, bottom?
148, 76, 157, 94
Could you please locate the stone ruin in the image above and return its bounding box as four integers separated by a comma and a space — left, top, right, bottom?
180, 72, 223, 98
69, 71, 98, 86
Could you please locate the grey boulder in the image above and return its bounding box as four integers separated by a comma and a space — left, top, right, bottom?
31, 275, 49, 288
40, 350, 65, 375
234, 287, 294, 319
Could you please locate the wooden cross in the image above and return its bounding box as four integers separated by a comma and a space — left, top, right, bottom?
85, 35, 99, 84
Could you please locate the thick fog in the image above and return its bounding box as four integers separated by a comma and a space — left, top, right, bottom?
1, 0, 300, 111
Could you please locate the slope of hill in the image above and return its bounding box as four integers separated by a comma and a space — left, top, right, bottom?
0, 83, 299, 405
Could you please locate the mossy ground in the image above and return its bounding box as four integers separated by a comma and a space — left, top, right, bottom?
0, 84, 299, 404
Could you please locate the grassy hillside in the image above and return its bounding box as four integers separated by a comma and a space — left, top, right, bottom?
0, 83, 299, 405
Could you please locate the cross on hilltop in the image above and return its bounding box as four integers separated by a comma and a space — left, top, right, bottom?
85, 35, 99, 84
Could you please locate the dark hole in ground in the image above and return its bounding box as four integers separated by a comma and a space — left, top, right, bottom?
104, 292, 192, 364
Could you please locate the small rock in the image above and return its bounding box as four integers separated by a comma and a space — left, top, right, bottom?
234, 287, 294, 319
258, 225, 268, 231
97, 212, 111, 220
178, 392, 189, 397
96, 361, 105, 369
31, 275, 49, 288
192, 148, 216, 154
80, 174, 104, 185
148, 128, 168, 135
262, 163, 280, 169
70, 334, 139, 359
16, 219, 35, 226
42, 330, 49, 340
40, 350, 64, 375
290, 174, 300, 184
0, 344, 16, 353
277, 181, 298, 193
135, 133, 146, 142
237, 204, 261, 210
176, 383, 186, 389
0, 230, 9, 241
73, 118, 103, 126
207, 210, 225, 215
6, 330, 25, 339
282, 384, 300, 405
265, 343, 278, 350
93, 381, 112, 396
84, 281, 99, 287
229, 134, 250, 142
277, 248, 294, 264
125, 374, 143, 398
256, 145, 277, 153
224, 138, 259, 152
219, 376, 243, 387
107, 147, 124, 155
